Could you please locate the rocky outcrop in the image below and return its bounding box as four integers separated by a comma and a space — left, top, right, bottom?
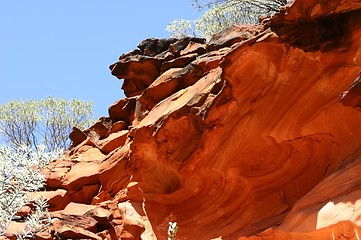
5, 0, 361, 239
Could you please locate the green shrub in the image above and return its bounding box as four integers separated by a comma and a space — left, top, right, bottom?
0, 97, 94, 151
167, 0, 287, 40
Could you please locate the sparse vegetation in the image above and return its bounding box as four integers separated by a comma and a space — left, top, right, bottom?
167, 0, 287, 40
0, 97, 94, 238
0, 96, 94, 151
168, 221, 179, 240
0, 145, 60, 238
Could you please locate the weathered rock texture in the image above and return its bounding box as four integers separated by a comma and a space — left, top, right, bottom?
6, 0, 361, 239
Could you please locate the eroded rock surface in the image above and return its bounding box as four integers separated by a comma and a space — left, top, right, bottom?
6, 0, 361, 239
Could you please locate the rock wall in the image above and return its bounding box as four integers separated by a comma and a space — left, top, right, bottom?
5, 0, 361, 239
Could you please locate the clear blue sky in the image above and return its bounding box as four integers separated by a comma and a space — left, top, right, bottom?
0, 1, 201, 118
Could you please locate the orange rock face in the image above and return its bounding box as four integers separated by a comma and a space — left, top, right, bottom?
7, 0, 361, 239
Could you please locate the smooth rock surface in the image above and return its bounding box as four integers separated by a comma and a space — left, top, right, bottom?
6, 0, 361, 239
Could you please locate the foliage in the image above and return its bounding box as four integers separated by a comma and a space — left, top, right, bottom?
166, 19, 196, 38
14, 197, 52, 240
0, 96, 94, 152
0, 145, 60, 238
168, 222, 178, 240
167, 0, 287, 40
192, 0, 287, 12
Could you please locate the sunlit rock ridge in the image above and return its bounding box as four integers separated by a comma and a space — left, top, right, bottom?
6, 0, 361, 239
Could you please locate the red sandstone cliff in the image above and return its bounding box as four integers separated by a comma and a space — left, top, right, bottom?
5, 0, 361, 239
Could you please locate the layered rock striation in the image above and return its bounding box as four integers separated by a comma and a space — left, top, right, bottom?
5, 0, 361, 239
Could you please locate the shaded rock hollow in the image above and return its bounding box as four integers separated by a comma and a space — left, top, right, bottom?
6, 0, 361, 239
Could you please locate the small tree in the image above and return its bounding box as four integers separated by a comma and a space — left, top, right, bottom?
0, 97, 94, 151
192, 0, 287, 12
167, 0, 287, 40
